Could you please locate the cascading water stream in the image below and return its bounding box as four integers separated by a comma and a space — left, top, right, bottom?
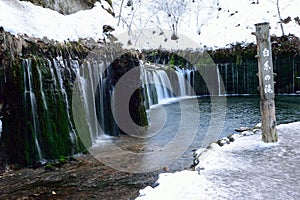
23, 60, 42, 160
37, 63, 48, 110
175, 69, 187, 97
152, 70, 175, 102
143, 64, 196, 107
75, 61, 106, 142
216, 65, 222, 96
52, 57, 77, 144
186, 69, 192, 96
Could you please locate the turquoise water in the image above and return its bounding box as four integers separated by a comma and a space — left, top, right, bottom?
152, 95, 300, 170
95, 95, 300, 172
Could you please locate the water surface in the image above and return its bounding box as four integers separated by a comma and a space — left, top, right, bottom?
94, 95, 300, 172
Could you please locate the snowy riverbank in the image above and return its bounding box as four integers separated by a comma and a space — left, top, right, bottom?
136, 122, 300, 200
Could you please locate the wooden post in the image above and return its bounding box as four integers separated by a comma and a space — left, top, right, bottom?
253, 22, 278, 143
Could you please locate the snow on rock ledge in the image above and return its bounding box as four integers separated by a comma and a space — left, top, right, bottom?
0, 0, 116, 42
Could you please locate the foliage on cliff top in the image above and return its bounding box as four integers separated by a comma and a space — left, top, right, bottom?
208, 34, 300, 63
142, 34, 300, 66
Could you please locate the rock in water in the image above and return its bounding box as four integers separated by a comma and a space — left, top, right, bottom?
235, 127, 251, 132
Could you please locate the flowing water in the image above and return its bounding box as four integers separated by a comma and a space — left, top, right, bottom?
92, 95, 300, 172
23, 60, 42, 160
86, 62, 300, 172
20, 57, 300, 170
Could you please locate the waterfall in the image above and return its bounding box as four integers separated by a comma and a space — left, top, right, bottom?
216, 65, 222, 96
224, 64, 228, 93
176, 69, 187, 96
37, 63, 48, 110
143, 64, 196, 107
152, 70, 174, 102
52, 57, 77, 143
231, 64, 235, 94
23, 60, 42, 160
73, 60, 105, 143
176, 67, 195, 96
186, 69, 193, 96
143, 69, 153, 107
292, 60, 295, 93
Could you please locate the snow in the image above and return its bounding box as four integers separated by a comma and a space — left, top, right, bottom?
0, 0, 299, 48
137, 171, 228, 200
113, 0, 300, 48
0, 0, 116, 41
136, 122, 300, 200
0, 1, 300, 199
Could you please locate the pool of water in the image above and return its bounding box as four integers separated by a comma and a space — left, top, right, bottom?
93, 95, 300, 172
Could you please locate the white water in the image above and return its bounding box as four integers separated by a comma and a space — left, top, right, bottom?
152, 70, 174, 102
52, 57, 77, 143
175, 70, 187, 97
144, 65, 196, 107
72, 62, 198, 145
216, 65, 222, 96
37, 64, 48, 110
23, 60, 42, 160
75, 61, 104, 141
186, 69, 193, 96
178, 67, 195, 96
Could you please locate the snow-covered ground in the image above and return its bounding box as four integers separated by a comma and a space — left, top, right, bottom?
136, 122, 300, 200
0, 0, 299, 48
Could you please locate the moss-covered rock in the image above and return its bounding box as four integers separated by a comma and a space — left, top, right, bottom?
96, 51, 148, 136
0, 29, 88, 166
0, 29, 149, 166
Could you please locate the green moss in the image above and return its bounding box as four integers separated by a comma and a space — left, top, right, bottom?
45, 164, 55, 171
169, 54, 175, 66
58, 156, 67, 164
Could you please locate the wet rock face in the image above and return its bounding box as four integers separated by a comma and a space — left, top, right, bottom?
96, 52, 148, 136
0, 29, 148, 166
19, 0, 99, 15
0, 29, 88, 166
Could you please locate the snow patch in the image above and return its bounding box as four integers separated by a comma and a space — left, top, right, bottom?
136, 170, 227, 200
136, 122, 300, 200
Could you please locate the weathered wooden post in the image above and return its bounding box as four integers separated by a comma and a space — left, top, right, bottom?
253, 22, 278, 143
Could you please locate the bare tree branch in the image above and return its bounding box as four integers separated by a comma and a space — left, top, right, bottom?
276, 0, 285, 36
117, 0, 125, 26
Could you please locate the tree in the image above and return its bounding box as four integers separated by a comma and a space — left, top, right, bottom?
114, 0, 219, 44
276, 0, 285, 36
151, 0, 188, 40
269, 0, 297, 36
